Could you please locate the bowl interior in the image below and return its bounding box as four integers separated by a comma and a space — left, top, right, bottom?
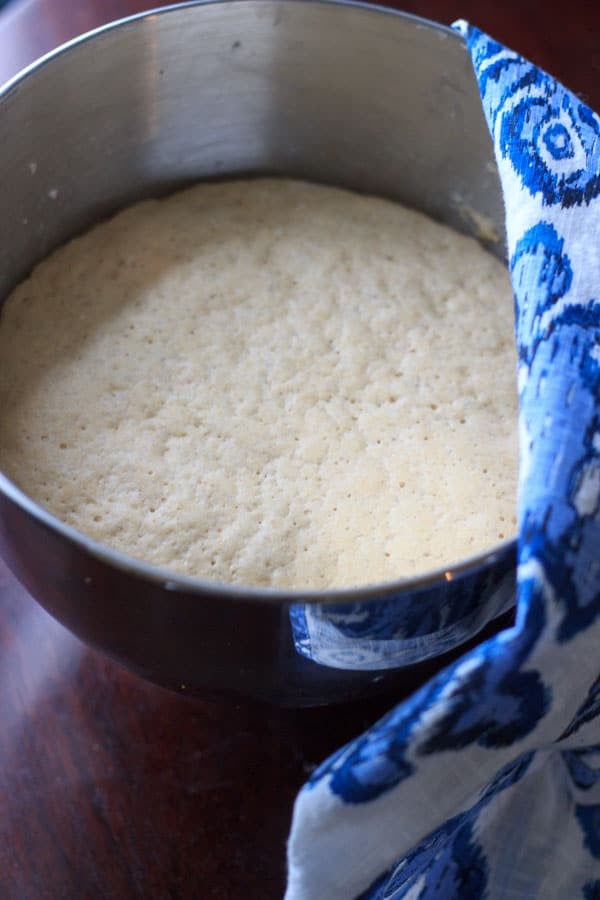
0, 0, 511, 603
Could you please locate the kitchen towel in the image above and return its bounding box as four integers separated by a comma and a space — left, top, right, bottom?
286, 22, 600, 900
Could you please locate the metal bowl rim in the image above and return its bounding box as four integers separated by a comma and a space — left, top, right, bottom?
0, 0, 461, 104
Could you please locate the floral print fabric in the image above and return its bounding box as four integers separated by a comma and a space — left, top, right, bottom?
286, 24, 600, 900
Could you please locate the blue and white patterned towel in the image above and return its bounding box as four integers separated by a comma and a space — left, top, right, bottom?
286, 23, 600, 900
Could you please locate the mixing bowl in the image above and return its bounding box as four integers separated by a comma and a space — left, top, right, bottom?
0, 0, 517, 705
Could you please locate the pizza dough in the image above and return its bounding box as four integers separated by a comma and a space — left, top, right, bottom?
0, 178, 517, 588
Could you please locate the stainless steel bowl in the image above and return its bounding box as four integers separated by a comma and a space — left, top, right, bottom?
0, 0, 516, 705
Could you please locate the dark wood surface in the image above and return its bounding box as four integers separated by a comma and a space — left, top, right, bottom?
0, 2, 597, 898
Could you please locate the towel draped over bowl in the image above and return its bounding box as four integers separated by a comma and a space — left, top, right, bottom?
286, 23, 600, 900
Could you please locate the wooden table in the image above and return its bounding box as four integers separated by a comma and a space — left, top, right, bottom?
0, 2, 598, 898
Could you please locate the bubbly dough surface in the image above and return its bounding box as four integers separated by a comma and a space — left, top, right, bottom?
0, 178, 517, 588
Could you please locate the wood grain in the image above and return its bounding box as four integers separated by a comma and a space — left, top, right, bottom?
0, 1, 597, 897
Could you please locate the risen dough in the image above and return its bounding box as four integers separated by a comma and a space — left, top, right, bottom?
0, 178, 517, 588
